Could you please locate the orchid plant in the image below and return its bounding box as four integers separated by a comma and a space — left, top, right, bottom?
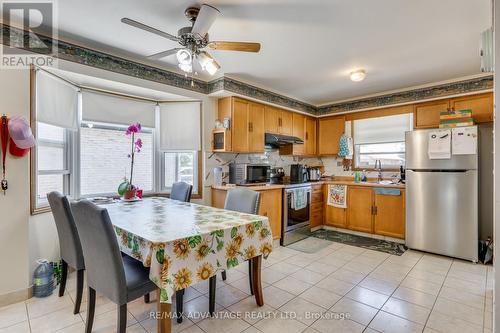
119, 123, 142, 197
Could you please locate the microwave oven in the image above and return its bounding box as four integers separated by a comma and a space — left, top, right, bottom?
229, 163, 270, 185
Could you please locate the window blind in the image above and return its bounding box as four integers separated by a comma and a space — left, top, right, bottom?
81, 91, 156, 127
353, 113, 413, 145
159, 102, 201, 151
36, 70, 79, 130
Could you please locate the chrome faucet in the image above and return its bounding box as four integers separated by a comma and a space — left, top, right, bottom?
374, 160, 383, 182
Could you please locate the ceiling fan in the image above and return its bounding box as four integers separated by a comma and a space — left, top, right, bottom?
121, 4, 261, 76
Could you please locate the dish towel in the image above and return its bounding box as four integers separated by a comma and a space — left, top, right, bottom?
291, 187, 308, 210
327, 185, 347, 208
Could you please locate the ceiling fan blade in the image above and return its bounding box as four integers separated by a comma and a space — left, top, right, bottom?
121, 17, 179, 42
207, 41, 261, 52
147, 48, 182, 60
191, 4, 220, 38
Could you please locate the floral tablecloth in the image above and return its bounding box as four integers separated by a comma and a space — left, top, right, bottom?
104, 197, 273, 303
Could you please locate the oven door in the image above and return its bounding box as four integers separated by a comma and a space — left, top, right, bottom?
282, 187, 312, 245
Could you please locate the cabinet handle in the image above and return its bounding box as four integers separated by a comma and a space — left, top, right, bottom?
279, 118, 282, 127
306, 132, 309, 140
249, 122, 253, 132
372, 206, 378, 215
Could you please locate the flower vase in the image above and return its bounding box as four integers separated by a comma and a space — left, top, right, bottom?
123, 188, 137, 200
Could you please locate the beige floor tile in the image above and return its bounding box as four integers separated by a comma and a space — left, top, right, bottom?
426, 310, 483, 333
369, 267, 407, 283
408, 269, 446, 285
227, 296, 275, 325
438, 286, 485, 310
140, 316, 195, 333
304, 262, 339, 276
376, 262, 413, 276
29, 306, 82, 333
268, 262, 301, 275
447, 269, 486, 285
178, 324, 205, 333
79, 294, 116, 318
443, 277, 486, 297
87, 308, 137, 331
261, 268, 287, 285
27, 293, 74, 319
311, 315, 365, 333
183, 295, 224, 323
386, 255, 420, 268
284, 255, 313, 268
382, 297, 431, 325
222, 269, 248, 284
290, 269, 325, 285
412, 261, 449, 276
330, 297, 377, 326
254, 311, 308, 333
0, 302, 28, 329
211, 284, 248, 308
278, 297, 326, 326
341, 261, 376, 275
197, 310, 250, 333
230, 276, 268, 295
127, 297, 157, 322
315, 255, 349, 268
50, 321, 85, 333
401, 276, 442, 296
433, 297, 484, 327
273, 276, 312, 295
345, 286, 389, 309
392, 286, 436, 309
299, 286, 342, 309
358, 276, 398, 296
329, 268, 367, 285
369, 311, 423, 333
262, 286, 295, 309
0, 320, 30, 333
316, 277, 356, 296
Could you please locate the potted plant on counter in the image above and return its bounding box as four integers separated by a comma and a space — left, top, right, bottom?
118, 123, 143, 200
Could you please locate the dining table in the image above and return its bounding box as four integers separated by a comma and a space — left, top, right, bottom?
104, 196, 274, 333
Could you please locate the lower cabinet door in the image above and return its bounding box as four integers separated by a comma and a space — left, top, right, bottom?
324, 185, 346, 227
374, 190, 405, 239
347, 187, 373, 233
258, 189, 283, 240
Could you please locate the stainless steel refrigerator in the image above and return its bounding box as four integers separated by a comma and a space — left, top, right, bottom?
405, 127, 478, 262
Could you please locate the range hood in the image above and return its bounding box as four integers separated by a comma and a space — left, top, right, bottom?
265, 132, 304, 148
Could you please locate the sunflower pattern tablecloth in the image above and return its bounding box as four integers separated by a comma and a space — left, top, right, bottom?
105, 197, 273, 303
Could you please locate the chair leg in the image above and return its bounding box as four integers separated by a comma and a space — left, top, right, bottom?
248, 260, 254, 296
85, 287, 96, 333
209, 275, 216, 316
117, 304, 127, 333
176, 289, 184, 324
58, 260, 68, 297
73, 269, 84, 314
221, 270, 227, 281
144, 293, 150, 303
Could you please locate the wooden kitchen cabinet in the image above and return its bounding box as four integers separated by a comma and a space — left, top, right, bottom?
264, 106, 293, 136
310, 184, 324, 228
373, 190, 405, 239
414, 100, 449, 128
305, 116, 317, 155
451, 93, 493, 123
249, 102, 265, 153
323, 185, 347, 228
211, 188, 282, 240
347, 187, 374, 233
280, 112, 307, 155
318, 116, 345, 155
231, 98, 250, 152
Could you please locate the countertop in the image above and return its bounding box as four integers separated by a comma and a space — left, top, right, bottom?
212, 179, 405, 191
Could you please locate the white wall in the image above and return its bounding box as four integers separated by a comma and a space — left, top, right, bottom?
0, 69, 31, 297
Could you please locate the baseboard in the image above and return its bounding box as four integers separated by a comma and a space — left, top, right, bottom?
0, 287, 32, 307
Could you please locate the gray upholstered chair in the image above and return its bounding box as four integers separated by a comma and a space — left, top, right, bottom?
170, 181, 193, 202
47, 191, 85, 314
70, 200, 157, 333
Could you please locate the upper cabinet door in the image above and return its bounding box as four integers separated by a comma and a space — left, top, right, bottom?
231, 98, 249, 152
264, 106, 280, 134
249, 102, 265, 153
318, 116, 345, 155
414, 100, 450, 128
280, 111, 293, 135
451, 93, 493, 123
292, 113, 306, 155
305, 117, 317, 155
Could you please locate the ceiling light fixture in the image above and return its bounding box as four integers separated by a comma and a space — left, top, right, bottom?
350, 69, 366, 82
176, 49, 192, 65
197, 51, 220, 75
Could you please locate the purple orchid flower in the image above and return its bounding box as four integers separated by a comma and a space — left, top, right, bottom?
126, 123, 142, 135
135, 138, 142, 152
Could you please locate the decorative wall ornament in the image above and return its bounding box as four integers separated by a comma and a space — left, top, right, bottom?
1, 23, 493, 117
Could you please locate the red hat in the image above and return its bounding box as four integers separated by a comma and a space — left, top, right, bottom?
9, 139, 30, 157
8, 116, 34, 157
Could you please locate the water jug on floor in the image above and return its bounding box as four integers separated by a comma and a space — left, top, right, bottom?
33, 259, 54, 298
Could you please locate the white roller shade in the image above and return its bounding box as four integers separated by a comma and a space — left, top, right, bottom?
354, 113, 413, 144
36, 70, 79, 130
159, 102, 201, 150
82, 91, 156, 127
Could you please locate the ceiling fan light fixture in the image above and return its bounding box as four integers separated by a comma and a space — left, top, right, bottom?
176, 49, 192, 65
205, 59, 220, 75
350, 69, 366, 82
197, 51, 214, 69
178, 63, 192, 73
